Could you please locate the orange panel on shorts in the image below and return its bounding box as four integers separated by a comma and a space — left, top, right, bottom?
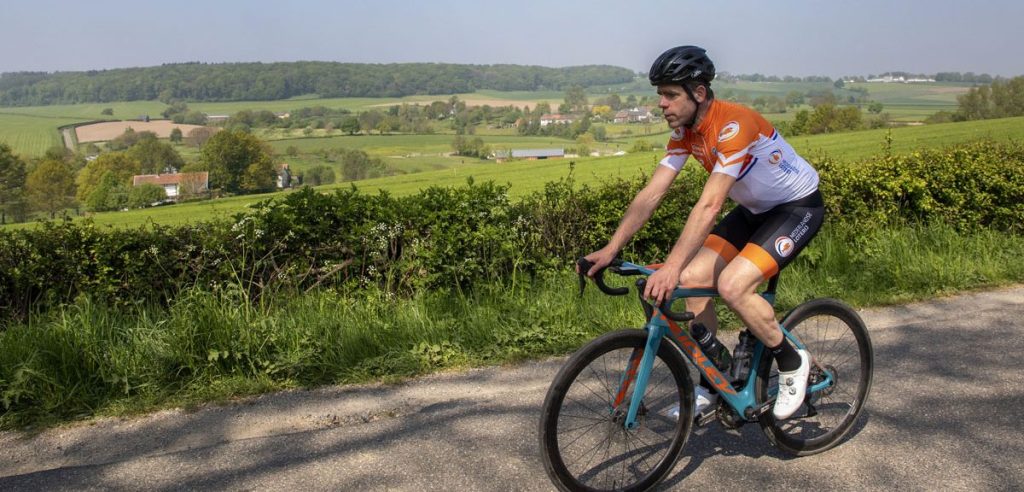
739, 243, 779, 280
703, 234, 739, 262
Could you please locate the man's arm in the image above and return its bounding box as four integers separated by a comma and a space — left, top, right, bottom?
583, 165, 678, 276
643, 172, 735, 302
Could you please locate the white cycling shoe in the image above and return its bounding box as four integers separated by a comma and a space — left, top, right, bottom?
773, 349, 810, 420
694, 386, 718, 416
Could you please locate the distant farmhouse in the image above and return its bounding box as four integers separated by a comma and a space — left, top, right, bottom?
493, 148, 565, 163
204, 114, 230, 123
865, 75, 936, 83
277, 164, 292, 188
613, 107, 655, 124
132, 172, 209, 200
539, 114, 575, 126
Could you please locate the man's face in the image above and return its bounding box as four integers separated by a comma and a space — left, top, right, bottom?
657, 84, 700, 129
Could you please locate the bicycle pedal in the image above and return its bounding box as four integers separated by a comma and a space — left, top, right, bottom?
694, 410, 718, 427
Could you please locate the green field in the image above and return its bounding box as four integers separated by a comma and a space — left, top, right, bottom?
0, 91, 561, 124
0, 81, 978, 157
264, 130, 672, 177
0, 112, 84, 156
4, 115, 1017, 230
326, 116, 1024, 196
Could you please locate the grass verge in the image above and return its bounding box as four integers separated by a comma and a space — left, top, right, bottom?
1, 221, 1022, 431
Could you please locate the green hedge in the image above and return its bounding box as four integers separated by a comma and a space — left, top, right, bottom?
1, 139, 1022, 323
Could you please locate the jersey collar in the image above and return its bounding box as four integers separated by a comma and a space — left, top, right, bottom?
693, 99, 720, 137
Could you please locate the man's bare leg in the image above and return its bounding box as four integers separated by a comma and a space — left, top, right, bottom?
678, 247, 728, 334
717, 257, 810, 419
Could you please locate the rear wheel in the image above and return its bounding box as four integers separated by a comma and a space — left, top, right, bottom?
539, 329, 694, 491
755, 298, 873, 456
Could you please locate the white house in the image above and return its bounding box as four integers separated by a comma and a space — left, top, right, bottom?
539, 114, 574, 126
613, 107, 655, 124
132, 172, 209, 199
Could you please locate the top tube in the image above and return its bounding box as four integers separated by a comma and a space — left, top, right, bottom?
615, 260, 778, 303
616, 261, 720, 299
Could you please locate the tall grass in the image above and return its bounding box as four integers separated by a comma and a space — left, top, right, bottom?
1, 221, 1022, 430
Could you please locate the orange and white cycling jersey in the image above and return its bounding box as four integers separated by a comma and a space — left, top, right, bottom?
659, 99, 819, 214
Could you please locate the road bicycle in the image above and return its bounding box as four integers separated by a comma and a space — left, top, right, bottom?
538, 258, 873, 491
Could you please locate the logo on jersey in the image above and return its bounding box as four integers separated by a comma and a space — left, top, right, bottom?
718, 121, 740, 142
769, 150, 783, 165
775, 236, 795, 258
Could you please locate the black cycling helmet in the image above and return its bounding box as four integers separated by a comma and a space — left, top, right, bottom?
648, 45, 716, 86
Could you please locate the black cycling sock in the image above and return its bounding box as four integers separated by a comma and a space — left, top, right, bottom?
770, 339, 801, 372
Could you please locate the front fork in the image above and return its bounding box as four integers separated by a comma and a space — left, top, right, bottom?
615, 325, 665, 430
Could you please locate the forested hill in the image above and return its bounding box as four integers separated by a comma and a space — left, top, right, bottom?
0, 62, 637, 106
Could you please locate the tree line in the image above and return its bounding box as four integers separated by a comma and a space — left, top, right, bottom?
950, 76, 1024, 121
0, 62, 636, 106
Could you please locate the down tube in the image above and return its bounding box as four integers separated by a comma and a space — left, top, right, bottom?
624, 324, 665, 429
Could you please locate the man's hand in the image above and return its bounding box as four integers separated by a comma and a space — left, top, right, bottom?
579, 248, 618, 277
643, 263, 682, 305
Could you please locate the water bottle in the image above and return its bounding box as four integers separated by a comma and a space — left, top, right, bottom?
729, 330, 755, 382
690, 323, 731, 371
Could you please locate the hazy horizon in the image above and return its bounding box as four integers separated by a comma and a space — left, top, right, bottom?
2, 0, 1022, 78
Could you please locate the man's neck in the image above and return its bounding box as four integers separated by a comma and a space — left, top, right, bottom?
687, 99, 713, 132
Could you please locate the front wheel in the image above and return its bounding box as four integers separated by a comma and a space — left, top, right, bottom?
756, 298, 874, 456
539, 329, 694, 492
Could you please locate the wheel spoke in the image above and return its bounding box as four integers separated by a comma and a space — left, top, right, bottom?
541, 331, 690, 490
757, 302, 871, 456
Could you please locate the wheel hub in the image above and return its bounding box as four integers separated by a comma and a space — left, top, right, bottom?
816, 364, 838, 397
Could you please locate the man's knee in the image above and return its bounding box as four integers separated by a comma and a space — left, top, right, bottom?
717, 271, 757, 306
678, 253, 718, 288
678, 266, 709, 288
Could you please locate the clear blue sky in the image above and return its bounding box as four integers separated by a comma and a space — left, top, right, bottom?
2, 0, 1022, 77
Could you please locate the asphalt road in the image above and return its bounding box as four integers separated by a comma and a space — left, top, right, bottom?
2, 286, 1022, 491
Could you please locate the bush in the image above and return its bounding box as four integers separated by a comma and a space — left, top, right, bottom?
127, 183, 167, 209
303, 165, 336, 186
0, 139, 1021, 323
816, 140, 1024, 232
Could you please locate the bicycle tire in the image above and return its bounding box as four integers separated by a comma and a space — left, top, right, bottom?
539, 329, 694, 492
755, 298, 874, 456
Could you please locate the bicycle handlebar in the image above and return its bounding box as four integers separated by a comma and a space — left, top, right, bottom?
576, 258, 629, 296
576, 257, 694, 322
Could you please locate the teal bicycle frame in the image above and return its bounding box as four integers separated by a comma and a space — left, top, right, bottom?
610, 261, 834, 430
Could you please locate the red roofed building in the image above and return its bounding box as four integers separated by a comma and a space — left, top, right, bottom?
132, 172, 208, 200
539, 114, 575, 127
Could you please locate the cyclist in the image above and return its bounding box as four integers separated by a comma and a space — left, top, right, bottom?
581, 45, 825, 420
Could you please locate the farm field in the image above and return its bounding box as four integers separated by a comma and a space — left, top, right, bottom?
786, 115, 1024, 161
0, 81, 976, 157
0, 112, 87, 156
5, 115, 1019, 230
0, 92, 564, 157
323, 115, 1024, 196
75, 120, 208, 143
267, 128, 672, 176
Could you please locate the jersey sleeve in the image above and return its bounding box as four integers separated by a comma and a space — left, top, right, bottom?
658, 129, 689, 172
710, 115, 761, 178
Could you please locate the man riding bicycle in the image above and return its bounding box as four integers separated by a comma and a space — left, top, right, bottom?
581, 45, 825, 420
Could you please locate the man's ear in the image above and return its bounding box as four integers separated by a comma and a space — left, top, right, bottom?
694, 84, 708, 103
